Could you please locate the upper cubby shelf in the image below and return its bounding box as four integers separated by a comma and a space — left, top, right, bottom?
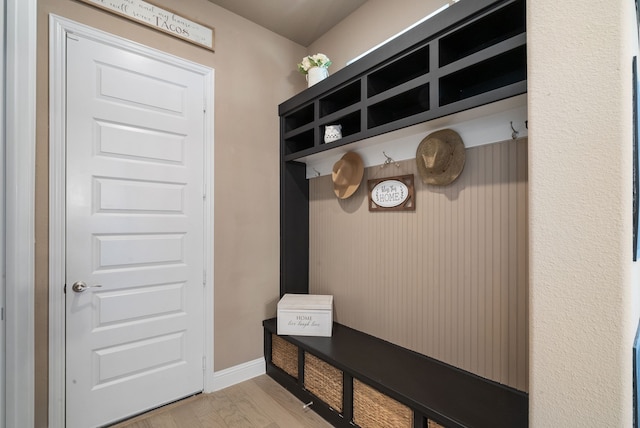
279, 0, 526, 162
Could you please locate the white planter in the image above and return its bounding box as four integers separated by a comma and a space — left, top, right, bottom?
307, 66, 329, 87
324, 124, 342, 143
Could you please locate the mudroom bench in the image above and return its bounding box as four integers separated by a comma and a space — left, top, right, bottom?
263, 318, 527, 428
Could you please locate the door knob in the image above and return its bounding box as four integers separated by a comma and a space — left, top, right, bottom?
71, 281, 102, 293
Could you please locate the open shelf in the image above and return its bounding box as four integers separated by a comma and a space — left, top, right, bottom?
283, 103, 314, 133
319, 81, 361, 118
279, 0, 526, 160
439, 45, 526, 106
321, 110, 361, 144
367, 44, 430, 97
439, 0, 526, 67
283, 128, 314, 156
367, 83, 430, 129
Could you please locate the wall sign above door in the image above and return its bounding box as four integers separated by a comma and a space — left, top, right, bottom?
78, 0, 215, 51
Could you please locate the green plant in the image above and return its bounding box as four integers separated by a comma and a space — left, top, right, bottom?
297, 53, 332, 74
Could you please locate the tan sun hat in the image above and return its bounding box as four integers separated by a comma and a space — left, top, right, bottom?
332, 152, 364, 199
416, 129, 465, 185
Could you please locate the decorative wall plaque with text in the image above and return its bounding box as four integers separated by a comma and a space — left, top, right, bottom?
368, 174, 415, 212
79, 0, 215, 51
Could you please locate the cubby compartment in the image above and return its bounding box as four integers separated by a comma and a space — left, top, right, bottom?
283, 128, 314, 156
271, 334, 298, 379
321, 110, 361, 144
367, 44, 430, 97
367, 83, 429, 129
320, 81, 361, 117
283, 103, 314, 133
353, 379, 413, 428
304, 353, 343, 413
439, 45, 526, 106
439, 0, 525, 67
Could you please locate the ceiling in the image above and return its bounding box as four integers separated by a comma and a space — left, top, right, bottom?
206, 0, 368, 46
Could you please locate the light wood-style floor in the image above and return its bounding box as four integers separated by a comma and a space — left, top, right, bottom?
109, 375, 332, 428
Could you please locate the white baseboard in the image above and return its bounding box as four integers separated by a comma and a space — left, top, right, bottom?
208, 357, 266, 392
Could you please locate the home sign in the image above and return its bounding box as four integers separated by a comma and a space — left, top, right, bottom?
368, 174, 415, 212
277, 294, 333, 337
79, 0, 215, 51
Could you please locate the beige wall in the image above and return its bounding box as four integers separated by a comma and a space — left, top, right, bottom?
310, 139, 529, 391
35, 1, 305, 425
528, 0, 640, 426
308, 0, 449, 73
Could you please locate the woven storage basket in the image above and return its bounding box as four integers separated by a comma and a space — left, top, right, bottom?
303, 352, 343, 412
271, 334, 298, 379
353, 378, 413, 428
428, 419, 445, 428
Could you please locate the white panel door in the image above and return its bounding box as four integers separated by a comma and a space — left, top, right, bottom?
65, 34, 205, 428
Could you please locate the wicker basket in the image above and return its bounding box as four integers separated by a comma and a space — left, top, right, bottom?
303, 352, 343, 412
428, 419, 445, 428
271, 334, 298, 379
353, 378, 413, 428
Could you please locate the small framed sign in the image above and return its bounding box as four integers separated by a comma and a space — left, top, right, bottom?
78, 0, 215, 51
368, 174, 415, 212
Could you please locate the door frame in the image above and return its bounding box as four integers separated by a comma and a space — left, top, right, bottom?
48, 15, 215, 427
5, 0, 37, 427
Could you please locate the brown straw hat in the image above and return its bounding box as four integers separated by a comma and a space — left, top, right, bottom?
332, 152, 364, 199
416, 129, 465, 185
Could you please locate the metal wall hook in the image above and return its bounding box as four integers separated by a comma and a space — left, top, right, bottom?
381, 151, 400, 168
510, 121, 519, 140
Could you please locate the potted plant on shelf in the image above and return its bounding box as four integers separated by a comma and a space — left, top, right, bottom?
298, 53, 332, 87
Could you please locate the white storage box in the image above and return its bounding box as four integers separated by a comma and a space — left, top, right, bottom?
277, 294, 334, 337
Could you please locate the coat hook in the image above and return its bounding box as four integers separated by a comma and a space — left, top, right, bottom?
510, 121, 519, 140
381, 151, 400, 168
525, 120, 528, 129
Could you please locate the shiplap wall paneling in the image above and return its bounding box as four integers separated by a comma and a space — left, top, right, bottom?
309, 138, 528, 391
